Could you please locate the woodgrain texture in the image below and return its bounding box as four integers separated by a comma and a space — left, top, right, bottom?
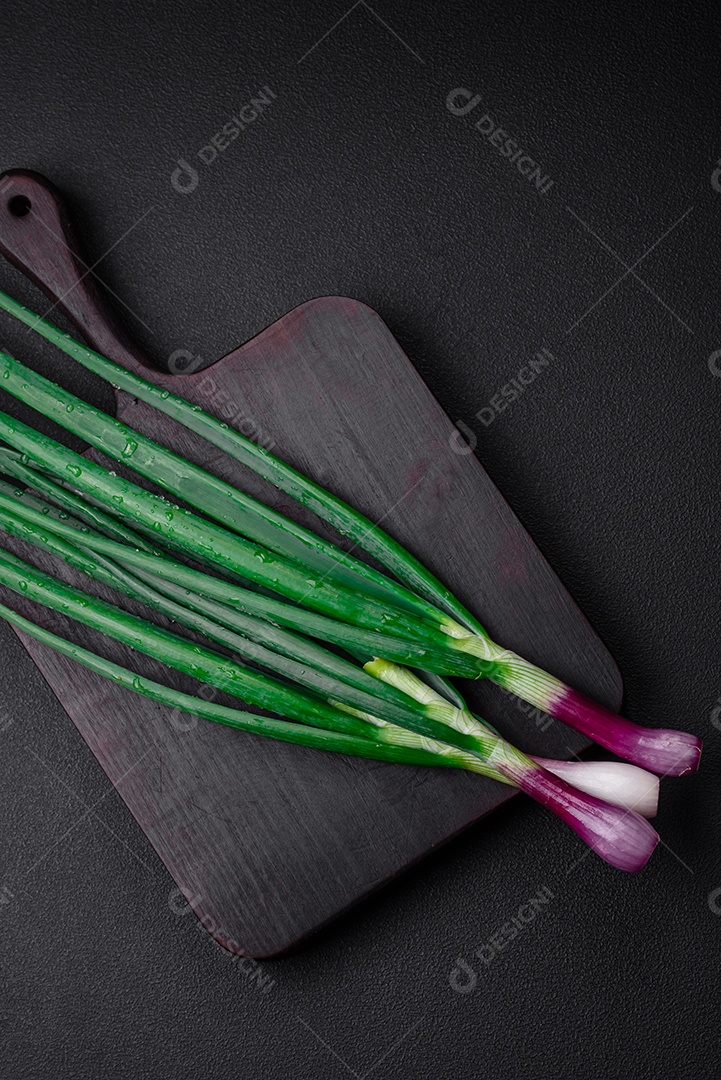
0, 171, 622, 957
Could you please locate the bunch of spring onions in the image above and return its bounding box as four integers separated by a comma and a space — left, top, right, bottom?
0, 287, 701, 872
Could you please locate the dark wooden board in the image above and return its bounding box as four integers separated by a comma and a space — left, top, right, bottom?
0, 172, 621, 957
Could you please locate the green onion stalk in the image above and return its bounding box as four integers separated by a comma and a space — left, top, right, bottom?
362, 660, 659, 870
0, 447, 467, 673
0, 482, 482, 736
0, 599, 458, 771
0, 462, 480, 679
0, 399, 447, 645
0, 543, 492, 755
0, 490, 505, 781
370, 661, 659, 818
0, 473, 658, 818
0, 485, 515, 779
0, 542, 659, 870
0, 291, 702, 776
0, 593, 658, 820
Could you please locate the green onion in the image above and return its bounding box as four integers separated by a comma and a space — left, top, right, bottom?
0, 480, 660, 865
0, 405, 465, 651
0, 544, 500, 758
0, 476, 511, 779
362, 660, 659, 871
372, 662, 659, 816
0, 342, 441, 623
0, 598, 462, 770
0, 288, 476, 629
0, 374, 701, 773
0, 483, 477, 732
0, 448, 156, 550
0, 479, 481, 679
0, 571, 660, 867
0, 292, 702, 777
0, 484, 516, 778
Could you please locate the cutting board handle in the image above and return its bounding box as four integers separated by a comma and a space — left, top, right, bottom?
0, 169, 154, 375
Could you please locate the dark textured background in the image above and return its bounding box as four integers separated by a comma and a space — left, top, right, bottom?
1, 2, 720, 1077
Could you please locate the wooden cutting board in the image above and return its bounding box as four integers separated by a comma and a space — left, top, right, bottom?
0, 171, 622, 957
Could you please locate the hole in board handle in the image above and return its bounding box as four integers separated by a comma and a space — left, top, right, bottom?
8, 195, 31, 218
